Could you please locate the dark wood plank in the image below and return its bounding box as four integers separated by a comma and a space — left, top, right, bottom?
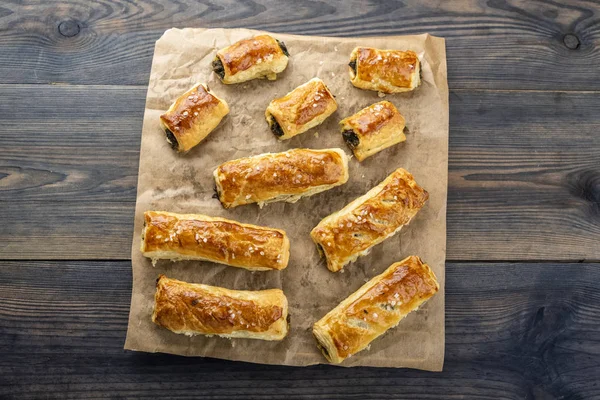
1, 85, 599, 260
0, 0, 599, 89
0, 85, 143, 259
447, 89, 600, 260
0, 260, 598, 399
0, 84, 143, 203
0, 202, 134, 260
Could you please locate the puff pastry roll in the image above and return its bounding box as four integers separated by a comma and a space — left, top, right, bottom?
313, 256, 439, 363
212, 35, 290, 84
265, 78, 338, 140
349, 47, 420, 94
141, 211, 289, 271
159, 83, 229, 152
340, 101, 407, 161
214, 148, 349, 208
311, 168, 428, 272
153, 275, 289, 341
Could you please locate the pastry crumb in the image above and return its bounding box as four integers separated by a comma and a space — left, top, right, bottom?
378, 91, 386, 98
314, 131, 319, 138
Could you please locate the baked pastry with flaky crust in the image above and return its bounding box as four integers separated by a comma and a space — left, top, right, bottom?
340, 101, 407, 161
141, 211, 289, 271
159, 83, 229, 152
153, 275, 289, 341
214, 148, 349, 208
265, 78, 337, 140
313, 256, 439, 363
310, 168, 428, 272
349, 47, 420, 94
212, 35, 290, 84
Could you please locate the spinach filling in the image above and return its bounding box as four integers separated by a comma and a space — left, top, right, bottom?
342, 129, 360, 149
164, 128, 179, 151
277, 39, 290, 57
348, 59, 357, 75
315, 243, 330, 268
212, 57, 225, 80
314, 335, 331, 360
268, 115, 285, 137
316, 243, 325, 257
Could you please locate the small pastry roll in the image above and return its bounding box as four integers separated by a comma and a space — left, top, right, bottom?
153, 275, 289, 341
340, 101, 407, 161
310, 168, 428, 272
214, 148, 349, 209
265, 78, 338, 140
141, 211, 289, 271
212, 35, 290, 84
313, 256, 439, 363
348, 47, 421, 94
160, 83, 229, 152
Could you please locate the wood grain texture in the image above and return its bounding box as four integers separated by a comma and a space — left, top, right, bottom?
0, 0, 599, 89
448, 89, 600, 260
0, 260, 598, 399
0, 84, 143, 203
1, 85, 598, 260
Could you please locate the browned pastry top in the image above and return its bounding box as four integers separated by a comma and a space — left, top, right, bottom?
355, 48, 419, 88
143, 211, 288, 270
215, 149, 347, 207
153, 275, 284, 334
269, 78, 336, 128
159, 84, 222, 133
311, 169, 428, 268
325, 256, 438, 359
219, 35, 285, 75
344, 101, 399, 137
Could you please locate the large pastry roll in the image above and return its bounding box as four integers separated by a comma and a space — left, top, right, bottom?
313, 256, 439, 363
349, 47, 421, 94
141, 211, 289, 271
153, 275, 289, 341
212, 35, 290, 84
159, 83, 229, 152
265, 78, 338, 140
214, 148, 349, 208
340, 101, 407, 161
310, 168, 428, 272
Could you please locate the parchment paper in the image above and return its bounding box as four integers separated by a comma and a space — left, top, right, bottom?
125, 27, 448, 370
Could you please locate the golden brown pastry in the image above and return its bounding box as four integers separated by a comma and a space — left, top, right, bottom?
265, 78, 338, 140
340, 101, 407, 161
349, 47, 420, 94
159, 83, 229, 152
141, 211, 289, 271
153, 275, 289, 340
310, 168, 428, 272
214, 148, 349, 208
212, 35, 290, 84
313, 255, 439, 363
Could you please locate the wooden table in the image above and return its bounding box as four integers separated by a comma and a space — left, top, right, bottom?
1, 1, 599, 398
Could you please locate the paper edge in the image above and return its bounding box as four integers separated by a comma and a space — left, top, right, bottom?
125, 27, 449, 371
